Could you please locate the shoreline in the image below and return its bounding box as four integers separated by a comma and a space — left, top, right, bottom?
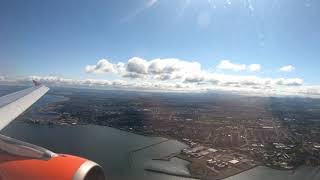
22, 122, 311, 179
174, 155, 260, 180
145, 164, 260, 180
145, 168, 203, 180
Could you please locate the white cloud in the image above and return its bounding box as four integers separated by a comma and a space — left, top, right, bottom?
275, 78, 303, 86
148, 58, 202, 80
85, 59, 124, 74
126, 57, 149, 74
183, 72, 304, 90
18, 74, 320, 98
184, 74, 205, 83
112, 79, 128, 86
30, 76, 77, 85
86, 57, 202, 80
248, 64, 261, 72
29, 76, 113, 87
0, 75, 20, 84
216, 60, 247, 72
216, 60, 262, 72
296, 86, 320, 96
84, 58, 304, 90
123, 72, 146, 79
280, 65, 295, 72
19, 57, 315, 97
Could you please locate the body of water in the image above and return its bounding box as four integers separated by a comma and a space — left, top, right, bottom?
2, 122, 319, 180
2, 121, 194, 180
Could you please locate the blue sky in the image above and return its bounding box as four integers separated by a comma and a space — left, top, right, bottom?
1, 0, 320, 95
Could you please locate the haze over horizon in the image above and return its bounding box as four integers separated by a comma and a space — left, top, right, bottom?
1, 0, 320, 96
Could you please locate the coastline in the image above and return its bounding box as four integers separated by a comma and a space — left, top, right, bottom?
145, 161, 260, 180
19, 121, 318, 180
28, 122, 308, 179
115, 128, 308, 180
145, 168, 203, 180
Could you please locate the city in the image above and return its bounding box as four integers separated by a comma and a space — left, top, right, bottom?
21, 87, 320, 179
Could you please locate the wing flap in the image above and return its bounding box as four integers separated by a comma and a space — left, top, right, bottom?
0, 85, 49, 130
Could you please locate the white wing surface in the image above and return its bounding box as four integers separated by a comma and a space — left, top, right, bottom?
0, 85, 49, 130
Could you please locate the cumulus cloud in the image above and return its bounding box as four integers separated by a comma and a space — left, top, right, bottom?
18, 74, 320, 97
275, 78, 303, 86
123, 72, 146, 79
29, 76, 113, 87
184, 74, 205, 83
183, 72, 304, 90
216, 60, 262, 72
0, 75, 22, 84
148, 58, 202, 80
112, 79, 128, 86
248, 64, 261, 72
280, 65, 295, 72
86, 57, 202, 80
216, 60, 246, 72
30, 76, 80, 85
296, 86, 320, 96
69, 57, 320, 96
84, 58, 304, 90
85, 59, 124, 74
126, 57, 148, 74
29, 74, 304, 90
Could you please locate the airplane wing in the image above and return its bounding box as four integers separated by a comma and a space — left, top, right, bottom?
0, 83, 105, 180
0, 84, 49, 131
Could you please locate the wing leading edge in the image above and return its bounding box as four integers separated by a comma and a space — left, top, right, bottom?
0, 84, 49, 131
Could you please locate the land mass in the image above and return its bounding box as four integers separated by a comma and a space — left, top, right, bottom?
16, 87, 320, 180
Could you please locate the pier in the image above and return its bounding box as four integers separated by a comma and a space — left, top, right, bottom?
128, 139, 170, 166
